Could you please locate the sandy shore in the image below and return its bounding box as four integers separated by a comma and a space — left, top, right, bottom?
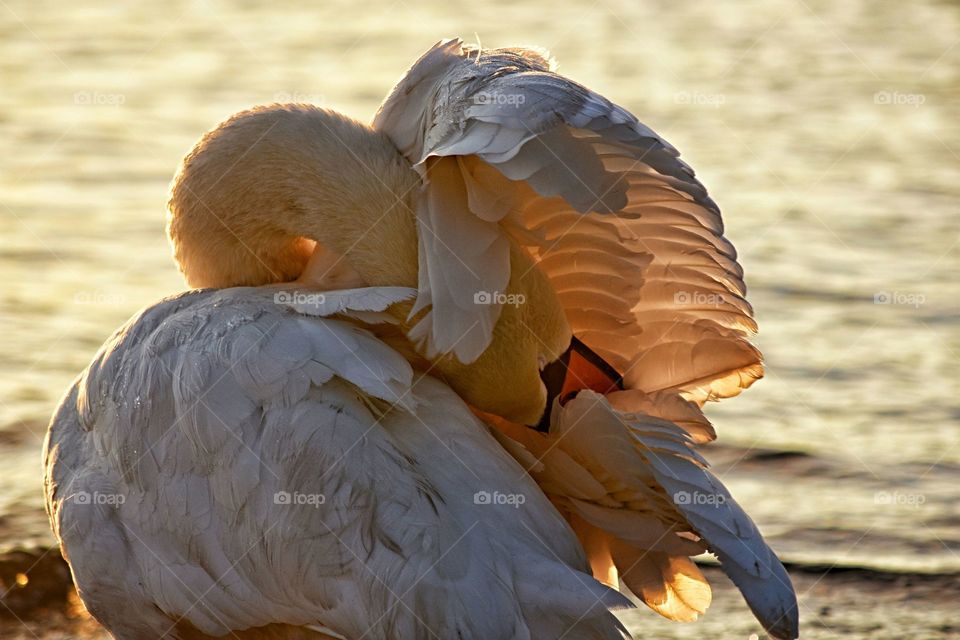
3, 547, 959, 639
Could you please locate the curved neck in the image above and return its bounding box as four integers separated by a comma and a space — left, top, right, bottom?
167, 104, 420, 290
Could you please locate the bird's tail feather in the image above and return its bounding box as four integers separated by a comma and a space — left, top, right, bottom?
515, 556, 633, 640
546, 391, 800, 639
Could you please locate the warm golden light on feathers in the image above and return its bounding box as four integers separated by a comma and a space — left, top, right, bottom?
47, 39, 798, 640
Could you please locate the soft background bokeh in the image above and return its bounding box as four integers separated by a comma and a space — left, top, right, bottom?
1, 0, 958, 637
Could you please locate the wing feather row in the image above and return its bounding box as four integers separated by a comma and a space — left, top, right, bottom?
374, 39, 762, 415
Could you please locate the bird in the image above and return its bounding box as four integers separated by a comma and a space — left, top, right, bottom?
43, 37, 799, 640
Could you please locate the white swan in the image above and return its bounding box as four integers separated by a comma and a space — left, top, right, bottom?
43, 38, 798, 640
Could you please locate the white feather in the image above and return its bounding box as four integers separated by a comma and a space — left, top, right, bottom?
44, 287, 631, 639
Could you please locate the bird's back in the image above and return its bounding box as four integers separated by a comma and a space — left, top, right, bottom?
44, 286, 630, 640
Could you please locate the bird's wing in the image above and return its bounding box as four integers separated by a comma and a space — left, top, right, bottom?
45, 287, 630, 640
374, 39, 761, 425
375, 40, 792, 637
492, 390, 799, 640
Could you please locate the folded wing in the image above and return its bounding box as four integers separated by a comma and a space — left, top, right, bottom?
46, 287, 631, 640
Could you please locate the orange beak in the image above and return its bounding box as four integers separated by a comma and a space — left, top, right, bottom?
534, 336, 624, 432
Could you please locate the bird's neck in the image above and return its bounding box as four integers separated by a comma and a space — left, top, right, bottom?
166, 105, 421, 290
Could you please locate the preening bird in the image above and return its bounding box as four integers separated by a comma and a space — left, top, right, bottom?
44, 39, 799, 640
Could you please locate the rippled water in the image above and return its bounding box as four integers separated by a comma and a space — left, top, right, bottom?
2, 0, 958, 586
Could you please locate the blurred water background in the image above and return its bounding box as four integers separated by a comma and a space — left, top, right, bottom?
1, 0, 959, 637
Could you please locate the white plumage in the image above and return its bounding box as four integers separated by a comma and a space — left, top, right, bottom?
46, 286, 629, 639
44, 37, 799, 640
